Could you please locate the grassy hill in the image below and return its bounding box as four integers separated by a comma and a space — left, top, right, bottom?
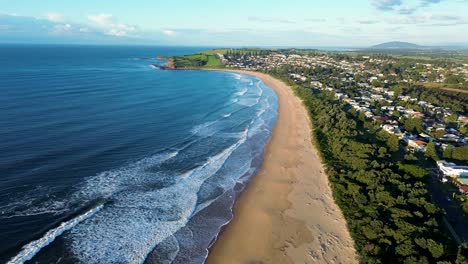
173, 53, 223, 69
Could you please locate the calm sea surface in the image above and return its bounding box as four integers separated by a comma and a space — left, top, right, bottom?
0, 45, 277, 263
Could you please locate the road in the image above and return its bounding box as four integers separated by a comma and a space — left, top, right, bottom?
428, 175, 468, 244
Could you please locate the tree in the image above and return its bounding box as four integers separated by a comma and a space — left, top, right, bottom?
388, 134, 400, 152
404, 118, 423, 134
456, 244, 468, 264
396, 240, 415, 257
392, 86, 402, 98
425, 141, 439, 161
442, 145, 452, 159
452, 147, 468, 161
444, 114, 458, 124
427, 239, 445, 258
434, 129, 445, 139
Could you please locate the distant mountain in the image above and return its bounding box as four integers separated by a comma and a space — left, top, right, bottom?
370, 41, 423, 49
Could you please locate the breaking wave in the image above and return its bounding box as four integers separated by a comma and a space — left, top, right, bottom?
3, 71, 278, 264
7, 205, 104, 264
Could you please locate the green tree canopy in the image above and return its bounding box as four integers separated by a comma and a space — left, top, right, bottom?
425, 141, 439, 161
442, 145, 452, 159
452, 146, 468, 161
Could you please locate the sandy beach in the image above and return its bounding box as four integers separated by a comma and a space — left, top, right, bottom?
206, 70, 358, 264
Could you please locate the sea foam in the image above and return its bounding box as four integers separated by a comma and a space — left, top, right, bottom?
7, 205, 104, 264
65, 129, 250, 264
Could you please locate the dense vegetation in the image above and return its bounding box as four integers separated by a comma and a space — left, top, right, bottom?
173, 53, 222, 68
266, 67, 465, 263
403, 86, 468, 113
203, 48, 272, 56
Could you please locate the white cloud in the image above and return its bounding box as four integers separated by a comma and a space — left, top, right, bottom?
162, 29, 176, 36
107, 28, 128, 36
88, 14, 113, 27
396, 5, 417, 14
388, 13, 468, 25
79, 27, 90, 33
87, 14, 136, 37
46, 12, 65, 22
372, 0, 402, 11
51, 24, 72, 34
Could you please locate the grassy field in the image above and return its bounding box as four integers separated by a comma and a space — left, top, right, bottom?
201, 49, 229, 55
173, 53, 223, 68
206, 54, 223, 67
416, 82, 468, 93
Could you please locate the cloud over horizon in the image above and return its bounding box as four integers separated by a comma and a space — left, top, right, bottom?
372, 0, 447, 14
46, 12, 65, 22
372, 0, 402, 11
0, 0, 467, 46
87, 14, 137, 37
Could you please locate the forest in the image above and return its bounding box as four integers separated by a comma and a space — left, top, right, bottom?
402, 86, 468, 113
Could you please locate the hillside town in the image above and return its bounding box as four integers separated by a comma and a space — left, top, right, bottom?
221, 51, 468, 193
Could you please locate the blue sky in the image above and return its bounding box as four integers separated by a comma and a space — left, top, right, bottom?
0, 0, 467, 46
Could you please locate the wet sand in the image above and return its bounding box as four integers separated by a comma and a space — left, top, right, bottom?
206, 70, 358, 264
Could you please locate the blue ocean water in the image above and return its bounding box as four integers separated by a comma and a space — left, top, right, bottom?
0, 45, 278, 263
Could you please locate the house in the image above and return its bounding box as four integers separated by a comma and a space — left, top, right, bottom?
373, 116, 391, 122
335, 93, 347, 100
419, 133, 432, 140
443, 134, 461, 143
408, 139, 427, 152
411, 112, 425, 118
459, 185, 468, 194
384, 90, 395, 97
459, 115, 468, 123
311, 81, 322, 87
436, 160, 468, 178
381, 106, 395, 111
382, 124, 401, 135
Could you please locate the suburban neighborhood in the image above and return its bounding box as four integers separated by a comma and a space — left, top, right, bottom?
221, 49, 468, 207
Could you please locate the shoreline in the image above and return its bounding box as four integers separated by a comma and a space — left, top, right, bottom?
205, 70, 358, 264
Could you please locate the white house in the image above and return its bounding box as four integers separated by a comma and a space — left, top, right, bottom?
382, 124, 401, 135
437, 160, 468, 178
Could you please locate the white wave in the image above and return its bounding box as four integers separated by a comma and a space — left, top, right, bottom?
256, 81, 264, 97
256, 108, 266, 118
190, 121, 217, 136
0, 188, 69, 220
235, 87, 248, 96
66, 131, 249, 264
1, 153, 177, 223
237, 98, 260, 108
223, 113, 232, 118
72, 152, 178, 201
6, 205, 104, 264
193, 131, 251, 216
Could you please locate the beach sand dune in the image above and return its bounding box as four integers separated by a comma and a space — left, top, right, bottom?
207, 70, 358, 264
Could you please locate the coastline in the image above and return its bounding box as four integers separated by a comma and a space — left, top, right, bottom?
206, 70, 358, 264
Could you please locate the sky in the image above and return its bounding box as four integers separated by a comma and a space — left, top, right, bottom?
0, 0, 467, 46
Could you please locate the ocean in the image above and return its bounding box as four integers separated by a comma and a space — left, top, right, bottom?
0, 45, 278, 263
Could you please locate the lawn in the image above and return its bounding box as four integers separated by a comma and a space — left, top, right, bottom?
173, 53, 222, 68
416, 82, 468, 93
